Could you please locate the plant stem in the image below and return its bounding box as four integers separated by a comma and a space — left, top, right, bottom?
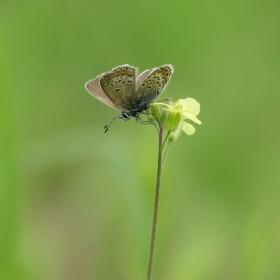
162, 131, 170, 151
146, 127, 164, 280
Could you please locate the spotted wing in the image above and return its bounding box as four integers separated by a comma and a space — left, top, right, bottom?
99, 64, 137, 111
85, 74, 121, 111
133, 64, 174, 108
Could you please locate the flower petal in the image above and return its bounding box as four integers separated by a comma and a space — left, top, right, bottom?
183, 98, 200, 116
181, 112, 202, 124
181, 122, 195, 135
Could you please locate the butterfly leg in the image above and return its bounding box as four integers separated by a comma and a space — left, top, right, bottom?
135, 114, 152, 125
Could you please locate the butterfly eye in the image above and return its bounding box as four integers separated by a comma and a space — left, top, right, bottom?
122, 112, 130, 121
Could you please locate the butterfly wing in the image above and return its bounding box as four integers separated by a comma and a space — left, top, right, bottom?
135, 68, 154, 89
99, 64, 137, 111
133, 64, 174, 108
85, 74, 121, 111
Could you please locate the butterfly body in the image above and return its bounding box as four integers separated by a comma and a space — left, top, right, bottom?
85, 64, 174, 132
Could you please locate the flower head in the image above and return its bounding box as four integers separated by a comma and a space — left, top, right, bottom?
151, 98, 201, 141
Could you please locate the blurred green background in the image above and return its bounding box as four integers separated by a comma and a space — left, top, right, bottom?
1, 0, 280, 279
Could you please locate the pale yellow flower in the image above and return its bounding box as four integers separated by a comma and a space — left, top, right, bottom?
152, 98, 201, 140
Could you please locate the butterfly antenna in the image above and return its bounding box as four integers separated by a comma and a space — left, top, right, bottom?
103, 113, 122, 133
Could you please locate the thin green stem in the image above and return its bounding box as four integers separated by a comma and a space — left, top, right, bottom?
146, 127, 164, 280
162, 140, 171, 165
162, 131, 171, 152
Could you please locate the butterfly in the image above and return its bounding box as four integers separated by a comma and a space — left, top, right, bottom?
85, 64, 174, 132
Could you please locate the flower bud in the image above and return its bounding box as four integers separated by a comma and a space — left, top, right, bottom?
169, 125, 182, 141
151, 103, 162, 119
160, 109, 168, 123
147, 106, 155, 122
165, 110, 182, 132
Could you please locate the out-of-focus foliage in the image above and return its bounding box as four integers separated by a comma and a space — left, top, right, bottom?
1, 0, 280, 279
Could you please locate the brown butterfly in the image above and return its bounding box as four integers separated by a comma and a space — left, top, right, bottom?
85, 64, 174, 132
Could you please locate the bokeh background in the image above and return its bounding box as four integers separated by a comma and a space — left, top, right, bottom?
1, 0, 280, 279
